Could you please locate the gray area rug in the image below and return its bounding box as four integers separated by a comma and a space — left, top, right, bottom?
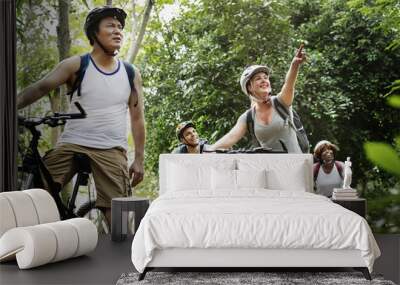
116, 271, 396, 285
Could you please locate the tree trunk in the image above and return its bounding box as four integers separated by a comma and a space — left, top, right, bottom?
126, 0, 154, 63
49, 0, 71, 147
126, 0, 138, 61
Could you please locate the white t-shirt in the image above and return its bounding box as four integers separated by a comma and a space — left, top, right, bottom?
58, 57, 131, 150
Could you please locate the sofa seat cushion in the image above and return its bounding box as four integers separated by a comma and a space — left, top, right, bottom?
0, 218, 98, 269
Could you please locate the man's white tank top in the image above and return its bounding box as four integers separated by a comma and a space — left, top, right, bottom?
58, 57, 131, 150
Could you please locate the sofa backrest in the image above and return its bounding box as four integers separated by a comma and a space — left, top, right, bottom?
0, 189, 60, 237
159, 154, 314, 195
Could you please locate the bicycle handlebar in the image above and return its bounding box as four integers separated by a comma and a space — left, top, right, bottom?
203, 147, 287, 154
19, 102, 87, 128
202, 140, 288, 154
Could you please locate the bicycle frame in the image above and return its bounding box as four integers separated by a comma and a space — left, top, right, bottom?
18, 102, 87, 220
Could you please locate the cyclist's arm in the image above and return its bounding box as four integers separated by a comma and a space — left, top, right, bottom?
209, 119, 247, 150
17, 56, 80, 109
128, 67, 145, 186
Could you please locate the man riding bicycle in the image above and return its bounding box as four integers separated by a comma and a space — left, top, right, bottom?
172, 121, 209, 154
16, 6, 145, 226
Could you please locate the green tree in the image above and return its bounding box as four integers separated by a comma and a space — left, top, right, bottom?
140, 0, 296, 175
291, 0, 400, 233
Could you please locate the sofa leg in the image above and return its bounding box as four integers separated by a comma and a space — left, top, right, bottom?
138, 268, 148, 281
354, 267, 371, 280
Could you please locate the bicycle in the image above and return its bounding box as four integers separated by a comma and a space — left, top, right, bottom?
17, 102, 109, 233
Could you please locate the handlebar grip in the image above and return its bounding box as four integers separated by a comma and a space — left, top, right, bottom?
56, 102, 87, 119
18, 116, 26, 124
74, 102, 86, 117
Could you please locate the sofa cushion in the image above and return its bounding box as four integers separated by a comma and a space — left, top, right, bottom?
266, 168, 307, 192
0, 218, 97, 269
0, 189, 98, 269
24, 189, 60, 223
165, 158, 236, 192
0, 189, 60, 238
236, 169, 268, 189
211, 169, 268, 192
238, 158, 309, 192
0, 196, 17, 237
167, 162, 211, 191
212, 169, 236, 191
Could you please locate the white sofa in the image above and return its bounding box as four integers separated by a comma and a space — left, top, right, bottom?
0, 188, 98, 269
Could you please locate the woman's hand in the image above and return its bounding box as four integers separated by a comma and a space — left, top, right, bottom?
279, 44, 306, 106
291, 43, 307, 67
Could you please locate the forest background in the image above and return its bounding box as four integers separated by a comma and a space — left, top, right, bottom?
16, 0, 400, 233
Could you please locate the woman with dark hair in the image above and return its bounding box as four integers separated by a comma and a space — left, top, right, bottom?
313, 140, 345, 197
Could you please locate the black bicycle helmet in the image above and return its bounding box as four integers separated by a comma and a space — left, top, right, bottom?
84, 6, 127, 45
176, 121, 195, 140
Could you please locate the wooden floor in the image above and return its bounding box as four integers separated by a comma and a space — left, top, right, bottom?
0, 234, 398, 285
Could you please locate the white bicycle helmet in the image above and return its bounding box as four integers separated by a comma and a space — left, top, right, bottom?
240, 65, 271, 96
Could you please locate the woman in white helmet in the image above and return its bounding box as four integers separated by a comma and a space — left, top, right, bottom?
209, 45, 306, 153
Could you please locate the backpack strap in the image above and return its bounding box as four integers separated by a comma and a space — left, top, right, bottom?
246, 107, 261, 147
314, 161, 344, 181
273, 96, 294, 127
199, 139, 209, 153
122, 61, 135, 90
335, 161, 344, 179
67, 56, 136, 102
67, 53, 91, 101
313, 162, 321, 181
273, 96, 290, 117
123, 61, 138, 106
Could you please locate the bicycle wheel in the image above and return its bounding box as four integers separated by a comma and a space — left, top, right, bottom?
76, 200, 109, 234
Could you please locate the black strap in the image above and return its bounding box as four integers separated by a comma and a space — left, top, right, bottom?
67, 53, 91, 101
273, 96, 303, 131
273, 96, 291, 123
246, 108, 261, 147
67, 55, 136, 102
123, 61, 135, 90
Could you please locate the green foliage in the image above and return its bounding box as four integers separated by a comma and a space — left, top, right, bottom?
140, 0, 295, 173
292, 0, 400, 233
133, 170, 159, 200
348, 0, 400, 51
359, 170, 400, 234
138, 0, 400, 232
293, 0, 400, 179
17, 0, 59, 155
364, 142, 400, 177
387, 95, 400, 108
16, 0, 400, 232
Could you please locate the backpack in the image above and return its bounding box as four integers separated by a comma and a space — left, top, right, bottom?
313, 161, 344, 181
246, 96, 310, 153
67, 53, 135, 101
173, 139, 209, 153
